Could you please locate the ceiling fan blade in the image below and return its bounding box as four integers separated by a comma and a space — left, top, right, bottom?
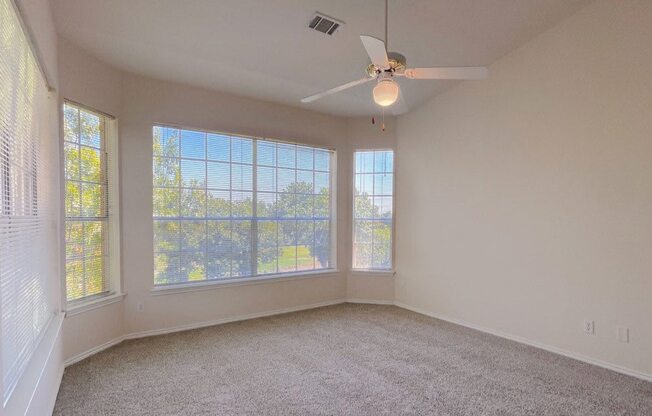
404, 67, 488, 80
301, 77, 372, 103
360, 35, 390, 69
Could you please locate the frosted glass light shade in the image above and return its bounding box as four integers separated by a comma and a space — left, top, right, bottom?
373, 79, 399, 107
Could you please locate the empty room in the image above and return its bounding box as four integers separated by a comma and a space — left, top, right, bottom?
1, 0, 651, 415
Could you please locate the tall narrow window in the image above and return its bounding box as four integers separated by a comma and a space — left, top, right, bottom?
153, 126, 334, 285
1, 0, 55, 400
63, 102, 118, 302
353, 150, 394, 270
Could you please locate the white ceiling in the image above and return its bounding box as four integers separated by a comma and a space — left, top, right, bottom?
52, 0, 590, 117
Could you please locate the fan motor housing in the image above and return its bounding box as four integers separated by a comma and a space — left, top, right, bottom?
366, 52, 407, 77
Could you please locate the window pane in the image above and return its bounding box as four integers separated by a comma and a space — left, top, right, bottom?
153, 187, 179, 217
353, 150, 393, 270
277, 144, 295, 168
207, 133, 229, 161
180, 129, 205, 159
315, 149, 330, 172
315, 172, 329, 194
181, 252, 206, 281
154, 220, 180, 252
207, 161, 230, 189
257, 192, 276, 218
180, 188, 206, 217
231, 164, 253, 190
64, 103, 112, 302
231, 137, 253, 164
80, 146, 103, 183
232, 220, 252, 276
297, 147, 313, 170
180, 220, 206, 251
356, 151, 374, 173
153, 157, 180, 187
153, 126, 179, 158
207, 190, 230, 217
64, 143, 80, 180
63, 105, 79, 143
153, 126, 334, 284
278, 168, 295, 192
257, 166, 276, 192
257, 141, 276, 166
296, 170, 313, 193
181, 159, 206, 188
80, 111, 101, 148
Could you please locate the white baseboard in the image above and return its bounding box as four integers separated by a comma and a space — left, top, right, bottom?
394, 301, 652, 383
346, 298, 394, 305
64, 298, 347, 367
64, 336, 126, 368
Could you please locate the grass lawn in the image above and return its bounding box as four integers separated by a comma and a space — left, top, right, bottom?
259, 245, 317, 273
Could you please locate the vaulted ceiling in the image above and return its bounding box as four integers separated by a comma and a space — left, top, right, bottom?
52, 0, 591, 116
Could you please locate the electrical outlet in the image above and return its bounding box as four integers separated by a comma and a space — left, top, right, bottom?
136, 302, 144, 313
617, 327, 629, 343
583, 320, 594, 334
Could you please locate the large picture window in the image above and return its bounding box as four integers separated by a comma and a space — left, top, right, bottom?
63, 102, 118, 302
153, 126, 334, 285
352, 150, 394, 270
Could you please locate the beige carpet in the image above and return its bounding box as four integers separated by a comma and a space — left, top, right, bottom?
54, 304, 651, 415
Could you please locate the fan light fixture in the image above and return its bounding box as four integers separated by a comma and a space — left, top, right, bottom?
373, 78, 399, 107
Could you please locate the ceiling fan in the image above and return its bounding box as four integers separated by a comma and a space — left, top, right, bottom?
301, 0, 488, 111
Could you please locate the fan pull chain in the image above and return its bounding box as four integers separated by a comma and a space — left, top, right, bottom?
382, 108, 386, 132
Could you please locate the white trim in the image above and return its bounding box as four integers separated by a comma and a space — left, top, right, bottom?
151, 269, 339, 296
64, 292, 125, 316
12, 314, 64, 416
63, 336, 124, 369
64, 298, 347, 367
350, 270, 396, 277
394, 301, 652, 383
346, 298, 394, 305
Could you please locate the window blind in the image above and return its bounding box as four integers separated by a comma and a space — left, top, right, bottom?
0, 0, 55, 400
352, 150, 394, 270
153, 126, 334, 285
63, 102, 112, 302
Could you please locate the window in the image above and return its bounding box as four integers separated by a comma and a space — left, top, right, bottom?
63, 102, 119, 302
352, 150, 394, 270
153, 126, 334, 285
0, 0, 55, 400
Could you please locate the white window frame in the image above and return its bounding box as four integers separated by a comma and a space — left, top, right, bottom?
351, 148, 396, 274
62, 100, 122, 313
151, 124, 338, 291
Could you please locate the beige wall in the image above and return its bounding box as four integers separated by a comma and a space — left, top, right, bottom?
396, 0, 652, 377
119, 72, 349, 334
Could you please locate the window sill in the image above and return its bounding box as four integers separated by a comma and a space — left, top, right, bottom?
350, 269, 396, 277
151, 269, 340, 296
65, 292, 126, 317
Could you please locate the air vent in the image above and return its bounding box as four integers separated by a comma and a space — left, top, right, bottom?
308, 13, 343, 36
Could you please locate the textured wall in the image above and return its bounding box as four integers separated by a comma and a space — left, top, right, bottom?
396, 0, 652, 377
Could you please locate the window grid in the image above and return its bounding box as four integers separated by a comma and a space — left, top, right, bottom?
153, 126, 333, 285
63, 103, 111, 301
353, 150, 394, 270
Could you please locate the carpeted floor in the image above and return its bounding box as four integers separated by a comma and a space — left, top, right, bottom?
54, 304, 651, 415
